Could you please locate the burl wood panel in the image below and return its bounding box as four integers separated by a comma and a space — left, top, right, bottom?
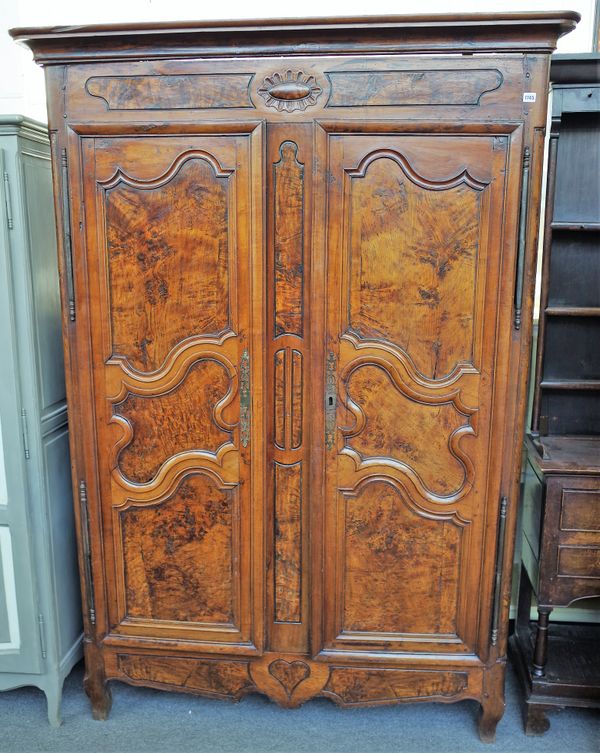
86, 74, 254, 110
106, 155, 230, 371
274, 141, 304, 337
348, 153, 483, 379
121, 474, 236, 624
326, 68, 503, 107
274, 349, 286, 449
342, 481, 461, 635
324, 667, 468, 704
274, 462, 302, 623
117, 655, 252, 699
345, 365, 469, 497
274, 347, 303, 450
291, 349, 302, 448
115, 359, 232, 483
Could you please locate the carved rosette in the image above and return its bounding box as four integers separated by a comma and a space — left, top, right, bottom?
258, 70, 322, 112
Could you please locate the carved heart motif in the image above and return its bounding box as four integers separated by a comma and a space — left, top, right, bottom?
268, 659, 310, 698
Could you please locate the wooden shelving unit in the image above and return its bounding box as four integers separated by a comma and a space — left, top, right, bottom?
531, 55, 600, 437
511, 54, 600, 736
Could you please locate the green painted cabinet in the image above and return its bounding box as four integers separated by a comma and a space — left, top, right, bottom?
0, 115, 81, 725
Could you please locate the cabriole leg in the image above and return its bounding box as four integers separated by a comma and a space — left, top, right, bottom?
478, 694, 505, 743
43, 677, 64, 727
83, 642, 112, 720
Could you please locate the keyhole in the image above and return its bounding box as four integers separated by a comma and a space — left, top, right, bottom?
328, 396, 334, 407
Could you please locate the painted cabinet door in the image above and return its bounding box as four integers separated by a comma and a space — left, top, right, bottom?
0, 148, 42, 676
78, 130, 264, 651
316, 128, 522, 659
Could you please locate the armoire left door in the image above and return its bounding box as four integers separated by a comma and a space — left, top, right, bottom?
74, 127, 265, 653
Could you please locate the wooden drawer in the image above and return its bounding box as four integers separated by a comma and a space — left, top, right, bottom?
538, 476, 600, 607
559, 488, 600, 533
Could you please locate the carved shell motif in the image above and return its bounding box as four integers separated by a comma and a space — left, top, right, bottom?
258, 70, 322, 112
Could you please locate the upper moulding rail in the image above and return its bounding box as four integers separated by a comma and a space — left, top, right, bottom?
10, 12, 581, 64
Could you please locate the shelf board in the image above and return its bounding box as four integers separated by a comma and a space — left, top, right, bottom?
551, 221, 600, 232
541, 380, 600, 391
545, 306, 600, 316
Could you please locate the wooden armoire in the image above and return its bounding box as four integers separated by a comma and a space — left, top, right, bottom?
11, 13, 578, 742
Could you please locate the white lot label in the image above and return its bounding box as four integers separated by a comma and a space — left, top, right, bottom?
523, 92, 537, 103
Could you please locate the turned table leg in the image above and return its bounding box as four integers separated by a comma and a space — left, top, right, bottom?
532, 607, 552, 677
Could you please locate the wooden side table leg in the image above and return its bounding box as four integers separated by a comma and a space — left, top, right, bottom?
515, 564, 533, 639
532, 608, 552, 677
525, 703, 551, 735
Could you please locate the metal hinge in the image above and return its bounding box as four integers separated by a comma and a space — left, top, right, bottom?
21, 408, 30, 460
60, 148, 76, 322
37, 614, 47, 659
491, 496, 509, 646
3, 171, 13, 229
79, 480, 96, 625
514, 147, 531, 330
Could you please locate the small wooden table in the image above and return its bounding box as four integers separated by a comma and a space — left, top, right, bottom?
510, 434, 600, 734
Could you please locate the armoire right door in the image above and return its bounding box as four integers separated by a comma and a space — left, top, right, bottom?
315, 125, 524, 660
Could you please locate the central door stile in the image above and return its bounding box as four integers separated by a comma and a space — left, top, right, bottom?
266, 124, 313, 654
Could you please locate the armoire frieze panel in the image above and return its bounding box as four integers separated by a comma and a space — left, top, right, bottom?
87, 73, 256, 110
325, 68, 503, 108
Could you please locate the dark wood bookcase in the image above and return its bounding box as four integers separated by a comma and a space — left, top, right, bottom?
511, 53, 600, 736
531, 56, 600, 437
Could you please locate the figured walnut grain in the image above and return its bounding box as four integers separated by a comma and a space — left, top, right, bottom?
348, 155, 482, 379
121, 474, 237, 624
115, 359, 232, 484
106, 157, 230, 371
342, 480, 462, 635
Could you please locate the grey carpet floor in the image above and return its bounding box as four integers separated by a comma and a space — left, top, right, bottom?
0, 662, 597, 753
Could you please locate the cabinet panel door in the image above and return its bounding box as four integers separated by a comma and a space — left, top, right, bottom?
317, 128, 521, 657
0, 148, 42, 675
79, 131, 263, 649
